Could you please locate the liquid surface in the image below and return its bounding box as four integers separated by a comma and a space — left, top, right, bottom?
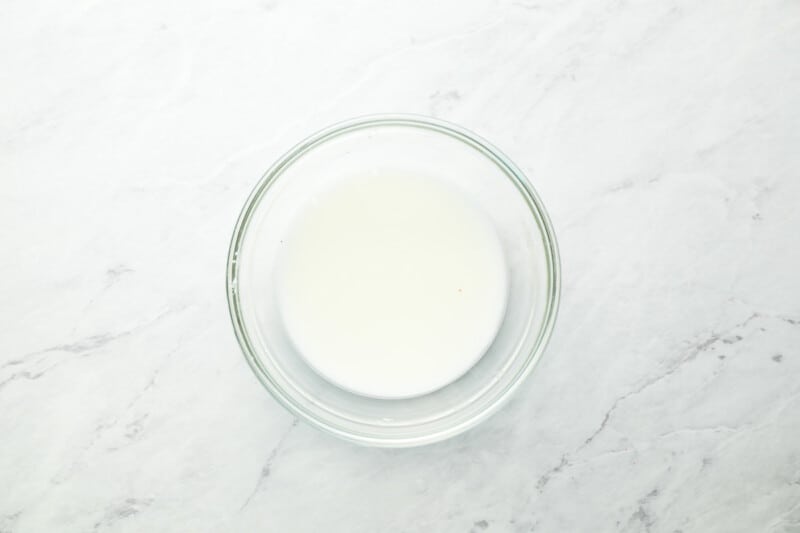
275, 174, 508, 398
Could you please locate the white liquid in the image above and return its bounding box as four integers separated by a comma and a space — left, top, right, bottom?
275, 174, 508, 398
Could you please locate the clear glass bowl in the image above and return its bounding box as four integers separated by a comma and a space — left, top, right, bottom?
226, 115, 560, 447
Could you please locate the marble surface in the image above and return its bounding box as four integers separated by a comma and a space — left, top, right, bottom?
2, 0, 800, 531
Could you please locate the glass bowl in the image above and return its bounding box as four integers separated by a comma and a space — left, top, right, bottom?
226, 115, 560, 447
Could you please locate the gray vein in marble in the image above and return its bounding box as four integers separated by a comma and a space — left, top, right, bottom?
627, 488, 659, 533
239, 419, 299, 511
0, 307, 178, 394
54, 343, 182, 483
537, 313, 767, 492
317, 17, 503, 118
92, 498, 153, 532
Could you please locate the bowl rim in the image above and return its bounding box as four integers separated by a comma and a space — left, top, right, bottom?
226, 114, 561, 447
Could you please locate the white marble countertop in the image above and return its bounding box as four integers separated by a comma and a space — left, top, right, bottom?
2, 0, 799, 531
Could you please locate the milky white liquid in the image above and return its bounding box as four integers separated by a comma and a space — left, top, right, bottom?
275, 174, 508, 399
